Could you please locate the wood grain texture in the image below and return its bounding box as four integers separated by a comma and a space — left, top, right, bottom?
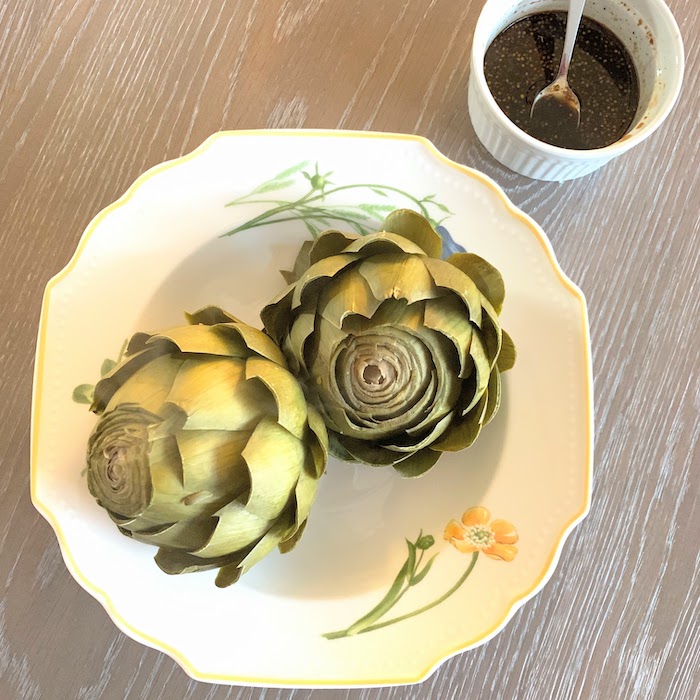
1, 0, 698, 697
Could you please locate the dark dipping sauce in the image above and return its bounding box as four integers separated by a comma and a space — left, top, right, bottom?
484, 12, 640, 150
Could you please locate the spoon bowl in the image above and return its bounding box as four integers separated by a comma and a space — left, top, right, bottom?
530, 0, 586, 126
531, 76, 581, 127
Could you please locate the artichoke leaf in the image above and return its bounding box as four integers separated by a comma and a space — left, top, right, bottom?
386, 411, 454, 451
482, 366, 502, 426
281, 239, 314, 283
358, 253, 438, 305
147, 325, 248, 359
102, 355, 184, 415
238, 503, 297, 572
175, 429, 250, 497
413, 327, 462, 421
278, 519, 307, 554
109, 509, 178, 535
165, 357, 275, 432
497, 330, 517, 372
280, 269, 296, 285
309, 230, 359, 265
328, 432, 359, 462
260, 287, 295, 346
221, 323, 287, 367
423, 297, 473, 378
479, 300, 503, 368
464, 332, 490, 414
447, 253, 505, 314
125, 331, 155, 357
333, 434, 405, 466
380, 209, 443, 259
215, 562, 245, 588
245, 357, 308, 440
392, 448, 441, 478
286, 311, 316, 374
242, 418, 305, 520
130, 516, 217, 551
291, 253, 360, 310
308, 317, 347, 380
423, 258, 483, 327
305, 406, 329, 478
342, 232, 426, 258
156, 546, 249, 576
291, 461, 318, 529
318, 268, 383, 329
186, 305, 243, 326
192, 500, 272, 558
92, 346, 166, 413
140, 434, 210, 523
368, 298, 424, 330
431, 392, 489, 451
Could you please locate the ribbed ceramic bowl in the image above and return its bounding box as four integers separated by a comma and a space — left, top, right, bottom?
468, 0, 684, 181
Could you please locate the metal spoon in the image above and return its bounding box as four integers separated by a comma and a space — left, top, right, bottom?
530, 0, 586, 126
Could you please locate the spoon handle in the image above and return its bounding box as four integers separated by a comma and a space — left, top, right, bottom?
558, 0, 587, 78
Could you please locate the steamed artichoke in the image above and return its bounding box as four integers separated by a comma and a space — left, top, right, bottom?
86, 306, 328, 587
261, 210, 516, 477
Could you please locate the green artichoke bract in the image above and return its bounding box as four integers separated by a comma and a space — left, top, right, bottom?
86, 306, 328, 587
261, 209, 516, 477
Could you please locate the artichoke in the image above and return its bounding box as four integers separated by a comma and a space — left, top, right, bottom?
261, 210, 516, 477
86, 306, 328, 587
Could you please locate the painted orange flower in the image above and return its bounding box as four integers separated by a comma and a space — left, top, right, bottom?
444, 506, 518, 562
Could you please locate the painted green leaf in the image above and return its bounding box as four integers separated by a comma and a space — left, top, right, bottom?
320, 207, 372, 221
270, 160, 311, 181
410, 552, 438, 585
101, 358, 117, 376
406, 539, 417, 581
253, 178, 296, 194
73, 384, 95, 404
358, 203, 397, 215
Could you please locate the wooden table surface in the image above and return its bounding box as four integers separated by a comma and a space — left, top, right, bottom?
2, 0, 698, 698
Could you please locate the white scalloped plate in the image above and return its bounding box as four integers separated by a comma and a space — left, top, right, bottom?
31, 130, 592, 687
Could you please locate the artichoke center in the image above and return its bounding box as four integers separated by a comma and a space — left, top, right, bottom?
362, 364, 383, 384
330, 331, 432, 425
87, 404, 157, 518
105, 446, 127, 488
360, 360, 392, 388
348, 344, 403, 400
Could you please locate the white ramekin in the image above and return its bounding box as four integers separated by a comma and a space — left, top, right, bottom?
468, 0, 684, 181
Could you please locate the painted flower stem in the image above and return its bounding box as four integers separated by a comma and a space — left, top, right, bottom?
223, 180, 444, 236
324, 552, 479, 640
224, 188, 317, 234
338, 562, 411, 639
348, 543, 432, 630
318, 183, 432, 220
230, 210, 372, 235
